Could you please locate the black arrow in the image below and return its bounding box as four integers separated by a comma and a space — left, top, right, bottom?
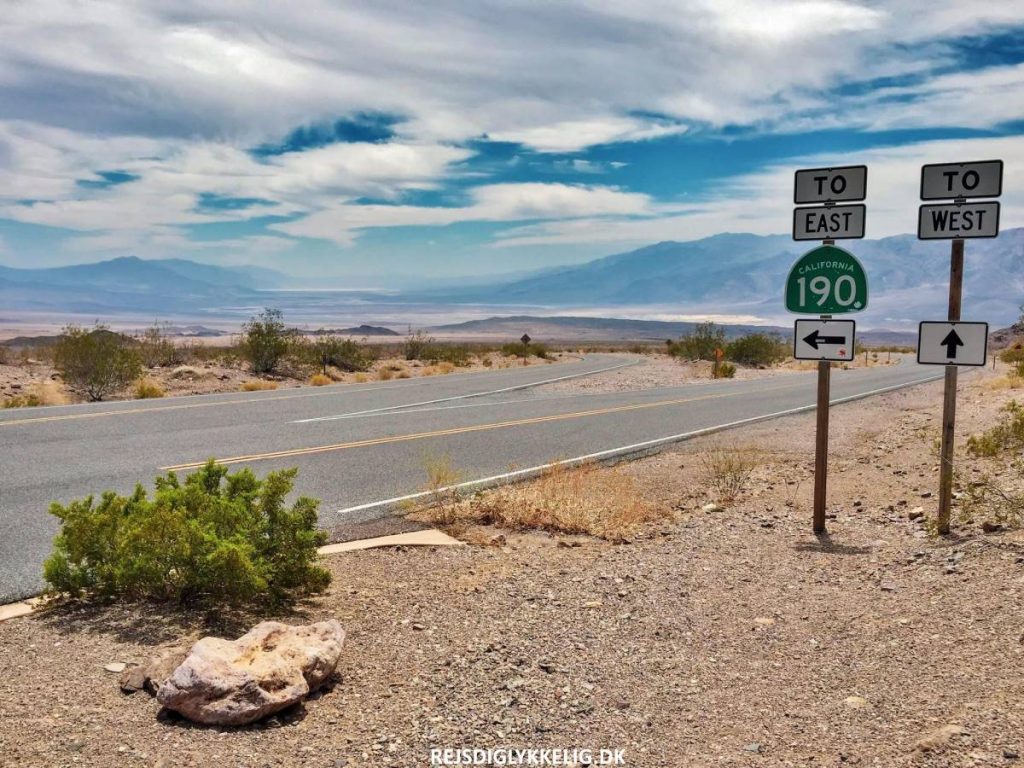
940, 329, 963, 359
803, 330, 846, 349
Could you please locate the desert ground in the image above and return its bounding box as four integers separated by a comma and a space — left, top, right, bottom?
1, 360, 1022, 767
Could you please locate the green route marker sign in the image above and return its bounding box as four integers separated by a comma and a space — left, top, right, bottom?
785, 244, 868, 314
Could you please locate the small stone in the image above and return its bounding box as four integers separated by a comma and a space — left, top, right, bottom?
920, 491, 933, 498
754, 617, 775, 626
844, 696, 868, 709
908, 507, 925, 521
914, 724, 965, 752
1004, 748, 1019, 760
981, 520, 1003, 533
104, 662, 127, 674
411, 623, 426, 631
584, 600, 603, 608
702, 503, 724, 513
743, 743, 762, 754
880, 581, 897, 592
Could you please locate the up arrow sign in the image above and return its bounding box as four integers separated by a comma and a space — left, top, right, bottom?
940, 329, 964, 359
803, 330, 845, 349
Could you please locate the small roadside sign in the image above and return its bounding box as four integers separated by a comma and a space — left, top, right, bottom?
793, 203, 865, 240
785, 244, 868, 314
794, 165, 867, 204
917, 321, 988, 366
918, 201, 999, 239
794, 319, 856, 362
520, 333, 531, 345
920, 160, 1003, 200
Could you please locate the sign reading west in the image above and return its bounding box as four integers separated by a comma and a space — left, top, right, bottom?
917, 201, 999, 240
917, 321, 988, 367
794, 165, 867, 204
793, 203, 865, 240
793, 319, 856, 362
920, 160, 1003, 200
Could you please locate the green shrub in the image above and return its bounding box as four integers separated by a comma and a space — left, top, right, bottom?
967, 401, 1024, 457
300, 332, 373, 374
714, 362, 737, 379
403, 329, 436, 361
43, 460, 330, 605
137, 322, 182, 368
669, 322, 725, 361
725, 333, 789, 367
433, 344, 472, 366
1000, 346, 1024, 364
53, 324, 143, 401
240, 308, 293, 374
1016, 360, 1024, 378
501, 341, 549, 359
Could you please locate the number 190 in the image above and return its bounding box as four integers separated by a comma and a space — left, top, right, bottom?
797, 275, 858, 307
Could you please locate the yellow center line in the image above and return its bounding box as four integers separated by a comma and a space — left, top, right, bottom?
161, 381, 804, 472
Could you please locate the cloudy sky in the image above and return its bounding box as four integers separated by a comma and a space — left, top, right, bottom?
0, 1, 1021, 285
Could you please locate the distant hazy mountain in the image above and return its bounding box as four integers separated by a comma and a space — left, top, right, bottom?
453, 228, 1024, 326
0, 256, 288, 314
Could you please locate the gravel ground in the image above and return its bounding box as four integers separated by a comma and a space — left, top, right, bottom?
1, 367, 1022, 767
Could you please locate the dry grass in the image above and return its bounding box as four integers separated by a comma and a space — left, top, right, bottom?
377, 368, 394, 381
353, 373, 370, 383
982, 373, 1024, 391
2, 379, 68, 408
698, 444, 764, 503
410, 461, 665, 542
133, 378, 165, 399
241, 380, 278, 391
309, 373, 332, 386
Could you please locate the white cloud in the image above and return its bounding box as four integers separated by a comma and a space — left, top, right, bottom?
274, 183, 654, 244
490, 135, 1024, 247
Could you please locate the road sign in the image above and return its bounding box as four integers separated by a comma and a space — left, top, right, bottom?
918, 201, 999, 239
785, 244, 868, 314
917, 321, 988, 366
794, 165, 867, 204
920, 160, 1003, 200
793, 204, 865, 240
794, 319, 856, 362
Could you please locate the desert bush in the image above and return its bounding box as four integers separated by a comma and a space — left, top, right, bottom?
433, 344, 472, 366
354, 372, 369, 383
699, 445, 763, 502
137, 323, 181, 368
300, 332, 373, 374
3, 393, 41, 408
669, 322, 725, 361
726, 333, 788, 366
714, 362, 737, 379
2, 380, 67, 408
377, 367, 394, 381
53, 324, 142, 401
240, 308, 293, 374
43, 460, 330, 605
999, 345, 1024, 365
133, 378, 165, 399
501, 341, 549, 359
403, 329, 436, 361
241, 380, 278, 392
1016, 361, 1024, 378
421, 454, 464, 527
410, 461, 663, 542
956, 462, 1024, 531
309, 373, 332, 386
967, 401, 1024, 457
0, 344, 7, 365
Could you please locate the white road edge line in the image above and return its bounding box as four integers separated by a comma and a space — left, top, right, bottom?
326, 374, 944, 521
293, 358, 640, 423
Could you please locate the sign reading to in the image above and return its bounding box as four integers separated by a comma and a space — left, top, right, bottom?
917, 321, 988, 366
794, 319, 856, 361
794, 165, 867, 204
785, 244, 868, 314
918, 201, 1000, 239
920, 160, 1003, 200
793, 203, 865, 240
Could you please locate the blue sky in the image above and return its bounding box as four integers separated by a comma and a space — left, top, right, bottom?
0, 1, 1022, 287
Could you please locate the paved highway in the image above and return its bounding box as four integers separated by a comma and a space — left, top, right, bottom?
0, 355, 941, 602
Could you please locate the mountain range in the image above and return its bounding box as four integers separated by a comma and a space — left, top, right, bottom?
1, 229, 1020, 328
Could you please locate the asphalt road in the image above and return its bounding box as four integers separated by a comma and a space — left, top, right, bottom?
0, 355, 942, 602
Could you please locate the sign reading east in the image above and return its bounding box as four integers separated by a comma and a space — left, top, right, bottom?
793, 319, 856, 361
794, 165, 867, 204
917, 321, 989, 366
793, 203, 865, 240
785, 244, 868, 314
920, 160, 1003, 200
917, 201, 999, 240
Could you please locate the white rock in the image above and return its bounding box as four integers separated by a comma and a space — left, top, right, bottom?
157, 620, 345, 726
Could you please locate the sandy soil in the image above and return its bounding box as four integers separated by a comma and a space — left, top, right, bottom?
538, 352, 900, 394
1, 367, 1022, 767
0, 351, 563, 406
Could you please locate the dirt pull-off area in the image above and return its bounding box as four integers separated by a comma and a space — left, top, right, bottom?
0, 367, 1022, 767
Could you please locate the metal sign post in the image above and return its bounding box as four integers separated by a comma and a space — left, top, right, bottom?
789, 165, 869, 534
916, 160, 1003, 534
